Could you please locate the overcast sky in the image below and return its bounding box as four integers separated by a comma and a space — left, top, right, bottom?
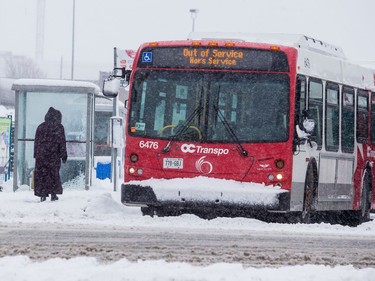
1, 0, 374, 80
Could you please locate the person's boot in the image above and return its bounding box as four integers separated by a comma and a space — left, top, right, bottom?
51, 194, 59, 201
40, 196, 46, 202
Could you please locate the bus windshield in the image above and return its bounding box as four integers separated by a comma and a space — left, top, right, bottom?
129, 70, 290, 143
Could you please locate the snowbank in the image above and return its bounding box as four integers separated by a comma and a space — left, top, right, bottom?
1, 177, 375, 280
1, 256, 375, 281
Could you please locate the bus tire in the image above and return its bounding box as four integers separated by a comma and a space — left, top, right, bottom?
301, 160, 318, 224
141, 207, 155, 217
155, 207, 181, 217
353, 170, 372, 224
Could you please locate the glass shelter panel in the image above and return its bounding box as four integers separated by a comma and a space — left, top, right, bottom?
16, 91, 90, 189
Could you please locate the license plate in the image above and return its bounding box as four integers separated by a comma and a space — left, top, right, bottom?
163, 158, 183, 169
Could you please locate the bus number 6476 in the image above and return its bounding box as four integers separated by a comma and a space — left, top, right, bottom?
139, 140, 159, 149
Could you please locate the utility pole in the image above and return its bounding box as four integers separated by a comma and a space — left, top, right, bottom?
71, 0, 75, 80
112, 47, 118, 192
35, 0, 45, 61
60, 56, 63, 79
189, 9, 199, 32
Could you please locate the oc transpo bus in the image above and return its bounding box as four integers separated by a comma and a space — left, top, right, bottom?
104, 33, 375, 224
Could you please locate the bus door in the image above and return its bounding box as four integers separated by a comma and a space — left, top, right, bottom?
309, 79, 354, 210
316, 84, 354, 209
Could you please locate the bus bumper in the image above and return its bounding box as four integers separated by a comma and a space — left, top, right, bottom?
121, 181, 290, 213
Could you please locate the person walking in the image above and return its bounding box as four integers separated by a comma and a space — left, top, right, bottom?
34, 107, 68, 202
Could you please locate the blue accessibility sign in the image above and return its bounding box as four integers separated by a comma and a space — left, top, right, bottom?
142, 52, 153, 63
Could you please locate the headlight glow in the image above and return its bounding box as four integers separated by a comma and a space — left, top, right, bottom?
129, 167, 136, 174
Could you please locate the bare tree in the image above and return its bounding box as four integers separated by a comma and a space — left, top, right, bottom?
4, 55, 46, 79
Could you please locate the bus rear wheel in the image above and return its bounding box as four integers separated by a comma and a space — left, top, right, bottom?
353, 171, 372, 224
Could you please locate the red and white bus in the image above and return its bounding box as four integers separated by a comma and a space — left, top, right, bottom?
104, 33, 375, 224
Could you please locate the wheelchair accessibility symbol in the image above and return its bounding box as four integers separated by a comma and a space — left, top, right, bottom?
142, 52, 153, 63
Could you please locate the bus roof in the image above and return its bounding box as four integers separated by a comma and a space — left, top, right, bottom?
137, 33, 375, 91
188, 32, 346, 59
185, 32, 375, 91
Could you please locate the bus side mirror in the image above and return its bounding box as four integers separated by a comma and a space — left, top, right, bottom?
124, 70, 131, 82
303, 118, 315, 134
296, 109, 315, 138
102, 67, 132, 98
296, 118, 315, 139
102, 78, 120, 98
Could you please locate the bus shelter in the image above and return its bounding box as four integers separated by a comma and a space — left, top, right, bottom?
11, 79, 100, 191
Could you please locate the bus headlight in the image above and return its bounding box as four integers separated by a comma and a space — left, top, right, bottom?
137, 168, 143, 175
276, 173, 283, 180
129, 167, 136, 174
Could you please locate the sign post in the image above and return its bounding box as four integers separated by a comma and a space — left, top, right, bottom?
111, 48, 136, 191
0, 116, 12, 183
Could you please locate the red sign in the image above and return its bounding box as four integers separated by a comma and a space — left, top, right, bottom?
116, 49, 137, 70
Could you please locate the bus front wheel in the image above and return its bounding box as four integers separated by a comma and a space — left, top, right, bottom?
141, 207, 155, 217
301, 161, 318, 224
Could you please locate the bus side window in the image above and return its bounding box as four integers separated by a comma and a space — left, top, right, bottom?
342, 87, 354, 153
293, 75, 306, 151
371, 93, 375, 145
325, 83, 339, 151
308, 78, 323, 149
295, 75, 306, 125
357, 91, 369, 144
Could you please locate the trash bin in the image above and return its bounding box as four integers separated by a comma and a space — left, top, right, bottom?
96, 162, 111, 180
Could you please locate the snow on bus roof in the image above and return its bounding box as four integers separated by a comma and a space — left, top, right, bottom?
188, 32, 346, 59
187, 32, 375, 91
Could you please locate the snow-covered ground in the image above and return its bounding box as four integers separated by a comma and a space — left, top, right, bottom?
1, 177, 375, 281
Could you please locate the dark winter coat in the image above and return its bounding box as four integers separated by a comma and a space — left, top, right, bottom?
34, 107, 68, 197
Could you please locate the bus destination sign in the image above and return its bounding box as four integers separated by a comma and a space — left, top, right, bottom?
183, 48, 243, 67
137, 46, 289, 72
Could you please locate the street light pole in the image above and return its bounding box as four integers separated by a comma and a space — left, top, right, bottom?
71, 0, 75, 80
189, 9, 199, 32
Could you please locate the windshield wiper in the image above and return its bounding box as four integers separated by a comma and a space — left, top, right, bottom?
163, 85, 204, 153
213, 105, 248, 157
162, 105, 203, 153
